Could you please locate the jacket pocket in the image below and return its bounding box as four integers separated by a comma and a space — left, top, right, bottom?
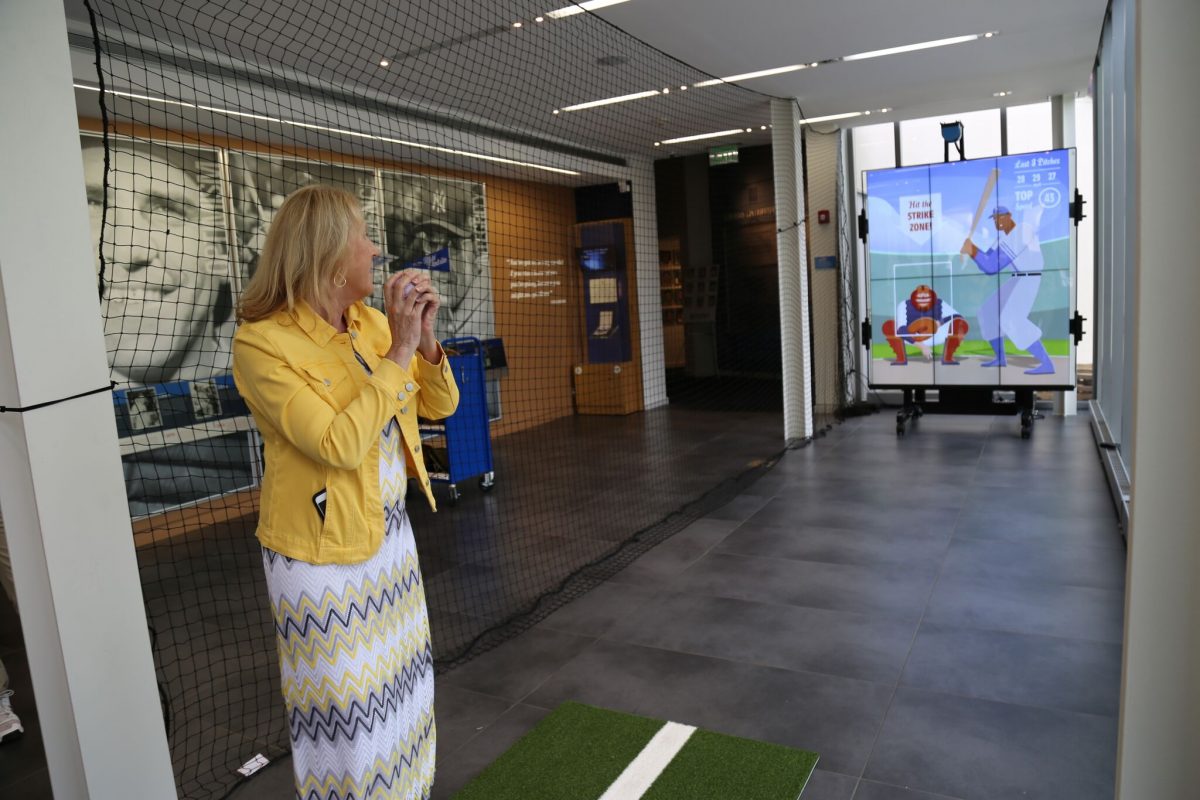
297, 359, 350, 406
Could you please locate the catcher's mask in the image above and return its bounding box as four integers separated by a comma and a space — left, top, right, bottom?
911, 284, 936, 311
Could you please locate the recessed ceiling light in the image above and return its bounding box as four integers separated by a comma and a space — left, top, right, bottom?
547, 0, 632, 19
842, 33, 990, 61
799, 111, 865, 125
512, 21, 523, 27
552, 109, 560, 114
663, 87, 670, 94
559, 89, 661, 112
694, 63, 808, 88
379, 58, 390, 67
760, 125, 767, 130
992, 90, 1012, 97
660, 128, 745, 145
679, 85, 687, 91
75, 84, 580, 175
654, 141, 661, 146
535, 16, 545, 22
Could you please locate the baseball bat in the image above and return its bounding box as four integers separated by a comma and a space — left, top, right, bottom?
968, 168, 1000, 237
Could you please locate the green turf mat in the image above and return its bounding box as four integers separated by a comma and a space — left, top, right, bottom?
452, 702, 818, 800
641, 729, 818, 800
451, 702, 663, 800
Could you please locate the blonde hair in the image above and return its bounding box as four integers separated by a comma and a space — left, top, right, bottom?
238, 184, 363, 322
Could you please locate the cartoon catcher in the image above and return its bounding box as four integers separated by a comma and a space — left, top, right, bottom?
882, 284, 968, 366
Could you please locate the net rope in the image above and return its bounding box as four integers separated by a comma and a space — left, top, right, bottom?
75, 0, 846, 795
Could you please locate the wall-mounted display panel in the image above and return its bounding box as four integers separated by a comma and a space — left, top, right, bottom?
865, 149, 1076, 390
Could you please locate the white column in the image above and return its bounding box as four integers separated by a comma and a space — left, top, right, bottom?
628, 157, 668, 409
0, 3, 176, 797
1116, 0, 1200, 795
1052, 94, 1078, 416
771, 99, 814, 442
802, 129, 840, 418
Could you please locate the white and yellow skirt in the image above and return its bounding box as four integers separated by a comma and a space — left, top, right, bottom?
264, 419, 435, 799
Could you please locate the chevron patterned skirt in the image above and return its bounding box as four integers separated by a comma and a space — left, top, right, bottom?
264, 419, 435, 799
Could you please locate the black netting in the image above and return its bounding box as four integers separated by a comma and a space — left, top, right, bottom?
76, 0, 847, 795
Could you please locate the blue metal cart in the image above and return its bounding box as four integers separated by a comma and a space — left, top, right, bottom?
419, 337, 495, 504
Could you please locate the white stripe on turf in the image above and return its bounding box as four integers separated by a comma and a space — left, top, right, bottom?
597, 721, 697, 800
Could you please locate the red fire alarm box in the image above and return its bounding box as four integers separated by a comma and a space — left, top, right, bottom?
817, 209, 830, 224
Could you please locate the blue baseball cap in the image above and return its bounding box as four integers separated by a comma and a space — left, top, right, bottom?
990, 205, 1012, 217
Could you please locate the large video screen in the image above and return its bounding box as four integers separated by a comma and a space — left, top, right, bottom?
865, 149, 1076, 389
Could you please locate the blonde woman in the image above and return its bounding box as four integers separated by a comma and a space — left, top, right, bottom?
233, 185, 457, 799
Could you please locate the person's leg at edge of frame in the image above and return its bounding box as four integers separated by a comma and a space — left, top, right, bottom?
0, 514, 25, 743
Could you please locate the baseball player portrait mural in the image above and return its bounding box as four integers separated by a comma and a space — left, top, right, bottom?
865, 149, 1076, 388
382, 171, 493, 342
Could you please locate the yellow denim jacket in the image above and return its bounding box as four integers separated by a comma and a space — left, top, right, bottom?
233, 300, 459, 564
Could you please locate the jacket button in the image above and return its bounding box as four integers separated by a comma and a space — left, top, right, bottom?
414, 444, 420, 452
401, 407, 409, 414
324, 379, 332, 386
398, 393, 407, 402
405, 382, 415, 392
350, 331, 357, 339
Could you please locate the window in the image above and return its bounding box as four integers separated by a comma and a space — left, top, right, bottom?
851, 121, 896, 193
900, 108, 1001, 165
1006, 101, 1053, 154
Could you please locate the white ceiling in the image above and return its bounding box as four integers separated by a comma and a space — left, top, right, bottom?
594, 0, 1107, 124
63, 0, 1108, 175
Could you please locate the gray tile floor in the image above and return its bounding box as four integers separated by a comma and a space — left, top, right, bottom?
442, 411, 1123, 800
234, 409, 1124, 800
3, 409, 1126, 799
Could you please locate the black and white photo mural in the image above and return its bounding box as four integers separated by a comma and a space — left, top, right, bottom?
82, 134, 496, 515
227, 152, 383, 284
82, 134, 236, 387
381, 171, 493, 341
84, 133, 247, 516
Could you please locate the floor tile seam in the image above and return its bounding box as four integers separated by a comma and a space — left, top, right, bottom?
948, 450, 1125, 595
948, 530, 1128, 550
535, 588, 665, 639
918, 616, 1123, 646
508, 634, 607, 708
912, 618, 1126, 649
934, 569, 1126, 594
438, 633, 604, 708
945, 515, 1123, 542
438, 698, 525, 761
850, 779, 965, 800
855, 488, 966, 784
700, 551, 945, 575
589, 631, 910, 686
581, 636, 897, 694
714, 542, 953, 567
892, 676, 1120, 720
741, 506, 970, 527
950, 503, 1118, 522
654, 582, 926, 625
685, 547, 946, 580
888, 683, 1123, 723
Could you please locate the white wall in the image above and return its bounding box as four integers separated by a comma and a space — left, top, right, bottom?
1116, 0, 1200, 795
